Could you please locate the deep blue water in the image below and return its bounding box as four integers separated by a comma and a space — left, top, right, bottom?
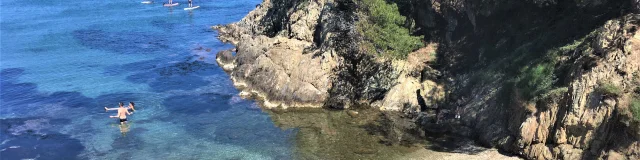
0, 0, 297, 159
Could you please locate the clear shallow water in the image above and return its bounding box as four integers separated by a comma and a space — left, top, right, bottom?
0, 0, 298, 159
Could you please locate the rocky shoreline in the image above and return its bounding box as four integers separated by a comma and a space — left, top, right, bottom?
213, 0, 444, 111
213, 0, 640, 159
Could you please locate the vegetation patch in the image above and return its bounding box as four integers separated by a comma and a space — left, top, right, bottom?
515, 62, 556, 101
509, 34, 594, 102
358, 0, 424, 59
539, 87, 569, 99
596, 82, 623, 97
631, 96, 640, 122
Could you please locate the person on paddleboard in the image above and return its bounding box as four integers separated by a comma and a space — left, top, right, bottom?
163, 0, 173, 6
188, 0, 192, 7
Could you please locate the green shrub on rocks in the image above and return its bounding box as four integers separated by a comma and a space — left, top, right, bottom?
515, 62, 556, 101
510, 36, 592, 102
597, 82, 623, 96
631, 97, 640, 122
359, 0, 424, 59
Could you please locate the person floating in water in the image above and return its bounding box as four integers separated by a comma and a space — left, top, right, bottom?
105, 102, 134, 125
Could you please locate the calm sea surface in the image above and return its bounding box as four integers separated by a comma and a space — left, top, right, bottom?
0, 0, 297, 159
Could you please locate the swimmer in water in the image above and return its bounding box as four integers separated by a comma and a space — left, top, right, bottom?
106, 102, 132, 125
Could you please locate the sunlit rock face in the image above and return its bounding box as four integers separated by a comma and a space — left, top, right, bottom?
214, 0, 340, 109
214, 0, 444, 111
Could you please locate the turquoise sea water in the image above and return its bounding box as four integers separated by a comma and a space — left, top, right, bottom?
1, 0, 298, 159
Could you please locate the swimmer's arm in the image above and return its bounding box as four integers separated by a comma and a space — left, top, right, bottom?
105, 107, 119, 111
126, 110, 132, 115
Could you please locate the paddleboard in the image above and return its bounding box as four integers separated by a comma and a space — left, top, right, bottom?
163, 3, 179, 7
184, 6, 200, 10
141, 1, 152, 4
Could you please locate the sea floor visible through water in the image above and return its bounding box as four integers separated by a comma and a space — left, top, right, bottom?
1, 0, 519, 159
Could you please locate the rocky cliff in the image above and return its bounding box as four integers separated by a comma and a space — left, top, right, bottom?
214, 0, 640, 159
451, 14, 640, 160
402, 1, 640, 159
215, 0, 443, 111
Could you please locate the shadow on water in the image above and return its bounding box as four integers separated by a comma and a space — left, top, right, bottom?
0, 117, 84, 160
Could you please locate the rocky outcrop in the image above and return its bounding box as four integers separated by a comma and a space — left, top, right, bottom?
214, 0, 340, 109
216, 35, 336, 108
430, 8, 640, 160
373, 44, 445, 112
382, 0, 640, 159
214, 0, 442, 110
547, 15, 640, 159
214, 0, 640, 159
